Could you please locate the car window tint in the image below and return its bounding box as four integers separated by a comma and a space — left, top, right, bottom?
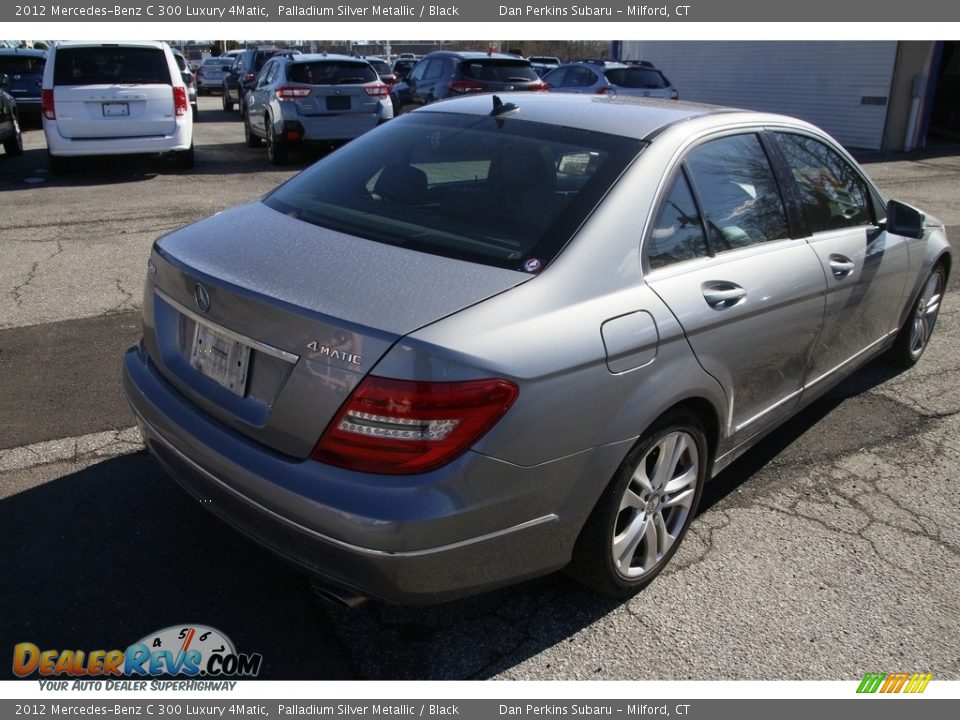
53, 47, 171, 85
264, 113, 644, 271
460, 60, 539, 82
542, 67, 566, 86
605, 68, 668, 89
421, 59, 444, 81
648, 172, 710, 269
570, 67, 597, 87
0, 56, 45, 74
685, 134, 790, 251
287, 61, 376, 85
774, 132, 872, 233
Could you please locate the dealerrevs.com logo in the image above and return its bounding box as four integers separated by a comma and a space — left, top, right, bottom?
13, 625, 262, 686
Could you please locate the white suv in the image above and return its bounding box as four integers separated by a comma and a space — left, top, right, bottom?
42, 41, 194, 172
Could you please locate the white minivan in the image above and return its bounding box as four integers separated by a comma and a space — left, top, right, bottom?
42, 41, 194, 172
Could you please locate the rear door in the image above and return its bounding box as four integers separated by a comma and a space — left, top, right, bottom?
52, 45, 176, 139
644, 132, 827, 447
770, 131, 909, 388
284, 59, 381, 125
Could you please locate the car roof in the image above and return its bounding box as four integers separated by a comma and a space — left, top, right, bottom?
415, 93, 806, 141
52, 41, 168, 50
0, 48, 46, 57
426, 51, 531, 62
286, 53, 369, 63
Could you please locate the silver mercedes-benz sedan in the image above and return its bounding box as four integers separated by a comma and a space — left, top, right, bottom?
123, 93, 950, 605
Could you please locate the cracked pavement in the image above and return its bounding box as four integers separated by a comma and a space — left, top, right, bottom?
0, 99, 958, 680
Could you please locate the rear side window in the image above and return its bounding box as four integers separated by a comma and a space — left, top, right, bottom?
773, 132, 872, 233
0, 56, 45, 74
53, 47, 171, 86
685, 134, 790, 251
287, 62, 377, 85
460, 60, 539, 82
605, 68, 669, 89
648, 171, 710, 269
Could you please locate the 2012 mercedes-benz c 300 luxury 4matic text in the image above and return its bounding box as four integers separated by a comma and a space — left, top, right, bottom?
123, 93, 950, 605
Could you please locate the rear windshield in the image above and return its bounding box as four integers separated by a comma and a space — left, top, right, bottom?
604, 67, 669, 89
287, 61, 378, 85
459, 60, 540, 83
366, 59, 390, 73
54, 47, 171, 85
0, 56, 45, 74
264, 112, 643, 271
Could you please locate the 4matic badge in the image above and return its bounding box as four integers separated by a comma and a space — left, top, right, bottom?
13, 624, 262, 681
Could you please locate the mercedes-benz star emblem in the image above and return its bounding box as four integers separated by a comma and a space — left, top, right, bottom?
194, 283, 211, 313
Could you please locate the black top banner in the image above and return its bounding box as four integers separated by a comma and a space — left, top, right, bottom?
6, 0, 960, 22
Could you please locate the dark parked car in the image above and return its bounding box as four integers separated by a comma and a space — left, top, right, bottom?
0, 73, 23, 156
0, 48, 45, 123
391, 57, 418, 82
390, 51, 547, 114
222, 47, 300, 116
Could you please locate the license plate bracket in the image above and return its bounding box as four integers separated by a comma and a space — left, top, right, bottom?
102, 102, 130, 117
190, 322, 251, 397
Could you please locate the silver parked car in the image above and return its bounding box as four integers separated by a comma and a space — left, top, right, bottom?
543, 60, 679, 99
195, 56, 234, 95
123, 94, 950, 605
243, 53, 392, 164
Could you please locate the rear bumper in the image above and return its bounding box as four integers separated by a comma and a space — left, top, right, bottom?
44, 119, 192, 157
274, 100, 392, 143
123, 343, 623, 604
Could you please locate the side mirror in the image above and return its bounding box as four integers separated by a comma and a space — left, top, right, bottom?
885, 199, 925, 239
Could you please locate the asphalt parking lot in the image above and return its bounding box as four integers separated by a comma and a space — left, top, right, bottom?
1, 95, 958, 680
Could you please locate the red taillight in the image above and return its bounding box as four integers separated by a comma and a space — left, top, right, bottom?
42, 89, 55, 119
528, 81, 549, 92
595, 86, 613, 95
447, 79, 487, 94
275, 87, 311, 100
670, 90, 679, 100
244, 72, 256, 83
312, 376, 519, 475
173, 86, 188, 116
364, 83, 389, 99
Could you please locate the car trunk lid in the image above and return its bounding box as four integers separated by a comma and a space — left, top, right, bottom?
51, 45, 176, 139
143, 201, 528, 459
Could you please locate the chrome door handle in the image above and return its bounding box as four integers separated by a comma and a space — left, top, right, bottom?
702, 283, 747, 309
829, 255, 855, 279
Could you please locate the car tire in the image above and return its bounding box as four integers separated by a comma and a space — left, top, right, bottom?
888, 262, 946, 368
3, 115, 23, 156
236, 97, 245, 119
566, 408, 708, 598
244, 113, 262, 148
222, 91, 234, 112
174, 143, 195, 170
266, 121, 288, 165
192, 104, 199, 122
